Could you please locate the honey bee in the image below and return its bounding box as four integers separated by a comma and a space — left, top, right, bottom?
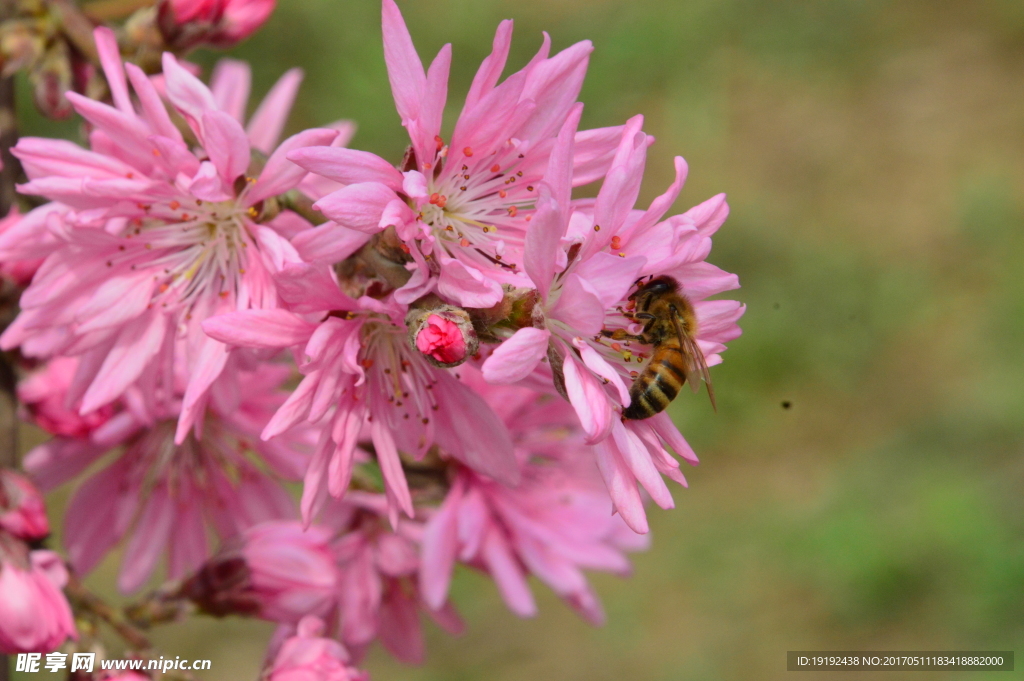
603, 275, 716, 419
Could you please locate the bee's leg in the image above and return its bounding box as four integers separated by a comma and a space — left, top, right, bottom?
600, 328, 646, 342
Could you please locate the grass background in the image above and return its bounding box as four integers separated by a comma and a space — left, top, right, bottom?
13, 0, 1024, 679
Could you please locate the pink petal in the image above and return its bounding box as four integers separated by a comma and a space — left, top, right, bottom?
274, 262, 357, 313
371, 419, 414, 522
74, 275, 155, 334
573, 338, 630, 406
249, 128, 340, 205
378, 586, 425, 664
201, 110, 251, 185
247, 68, 304, 154
125, 64, 182, 142
684, 193, 730, 237
299, 432, 333, 525
161, 52, 217, 132
381, 0, 426, 128
326, 409, 361, 496
64, 461, 135, 574
610, 420, 673, 509
431, 375, 520, 486
574, 252, 646, 308
594, 439, 648, 534
648, 412, 699, 465
93, 28, 133, 114
210, 59, 252, 123
436, 253, 503, 308
202, 309, 317, 348
584, 115, 647, 258
463, 20, 513, 112
481, 328, 550, 384
481, 529, 536, 617
118, 483, 175, 592
175, 334, 229, 444
80, 310, 167, 414
188, 161, 232, 202
291, 223, 372, 264
287, 147, 404, 191
312, 183, 395, 233
523, 185, 563, 300
419, 480, 463, 610
625, 156, 688, 239
562, 353, 613, 444
548, 274, 605, 337
547, 102, 583, 209
516, 40, 593, 143
417, 43, 451, 156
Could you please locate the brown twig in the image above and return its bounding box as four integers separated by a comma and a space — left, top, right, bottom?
0, 2, 19, 675
82, 0, 153, 22
65, 574, 153, 651
45, 0, 99, 63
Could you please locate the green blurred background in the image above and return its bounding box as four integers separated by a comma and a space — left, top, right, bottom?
15, 0, 1024, 679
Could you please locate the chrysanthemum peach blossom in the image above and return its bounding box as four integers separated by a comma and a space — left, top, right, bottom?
481, 115, 744, 533
301, 494, 464, 664
0, 27, 338, 442
202, 263, 518, 525
420, 379, 646, 624
287, 0, 632, 308
182, 520, 341, 625
23, 361, 308, 593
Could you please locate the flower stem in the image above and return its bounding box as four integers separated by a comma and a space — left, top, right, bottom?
65, 574, 154, 651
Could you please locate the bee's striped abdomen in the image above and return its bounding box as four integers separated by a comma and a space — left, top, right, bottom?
623, 346, 686, 420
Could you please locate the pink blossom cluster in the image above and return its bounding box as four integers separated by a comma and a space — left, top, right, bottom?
0, 470, 76, 654
0, 0, 743, 674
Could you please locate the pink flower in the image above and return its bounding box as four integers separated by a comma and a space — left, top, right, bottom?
0, 471, 49, 541
0, 27, 338, 443
481, 118, 744, 532
202, 263, 518, 525
18, 357, 115, 439
158, 0, 276, 49
0, 208, 44, 286
420, 380, 646, 624
287, 0, 629, 308
99, 673, 150, 681
183, 521, 340, 625
0, 543, 77, 654
23, 362, 308, 593
245, 522, 340, 624
267, 616, 368, 681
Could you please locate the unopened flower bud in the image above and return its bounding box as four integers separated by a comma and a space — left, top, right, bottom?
0, 20, 45, 77
181, 521, 338, 624
30, 42, 74, 119
0, 545, 77, 654
267, 616, 368, 681
18, 357, 114, 439
407, 307, 478, 368
0, 471, 49, 541
157, 0, 275, 50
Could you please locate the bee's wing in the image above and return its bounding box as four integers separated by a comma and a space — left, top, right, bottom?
671, 312, 717, 411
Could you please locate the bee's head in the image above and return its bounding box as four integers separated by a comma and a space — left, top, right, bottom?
629, 275, 679, 301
